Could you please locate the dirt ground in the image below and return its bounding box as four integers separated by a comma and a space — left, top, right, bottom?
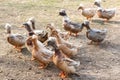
0, 0, 120, 80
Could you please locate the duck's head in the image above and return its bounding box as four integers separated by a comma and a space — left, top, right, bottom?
29, 31, 35, 36
21, 21, 33, 32
46, 23, 55, 31
59, 9, 67, 16
5, 23, 12, 34
28, 17, 35, 30
94, 0, 101, 7
78, 4, 84, 10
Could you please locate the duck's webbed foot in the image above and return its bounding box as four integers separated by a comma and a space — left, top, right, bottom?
14, 46, 22, 52
38, 63, 48, 69
59, 71, 67, 78
31, 56, 36, 61
87, 41, 94, 45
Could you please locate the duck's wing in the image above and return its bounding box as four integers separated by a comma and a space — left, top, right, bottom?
102, 8, 116, 16
14, 34, 26, 43
84, 8, 96, 14
62, 57, 80, 67
69, 22, 83, 29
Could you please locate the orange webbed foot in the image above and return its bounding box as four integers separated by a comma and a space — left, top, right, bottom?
59, 71, 67, 78
38, 63, 47, 69
14, 46, 22, 52
31, 56, 36, 61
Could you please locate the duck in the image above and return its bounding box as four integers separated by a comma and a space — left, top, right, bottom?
50, 28, 78, 48
46, 23, 69, 40
83, 20, 107, 44
50, 30, 81, 57
28, 17, 48, 42
94, 0, 116, 22
47, 37, 80, 78
31, 35, 54, 69
97, 7, 116, 22
23, 23, 35, 54
59, 9, 85, 36
78, 4, 96, 20
21, 20, 48, 43
5, 23, 26, 52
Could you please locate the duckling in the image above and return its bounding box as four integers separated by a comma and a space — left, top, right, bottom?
84, 20, 107, 44
94, 1, 116, 22
21, 20, 48, 43
5, 23, 26, 52
78, 4, 96, 20
31, 35, 53, 69
46, 23, 69, 40
47, 37, 80, 78
59, 9, 84, 36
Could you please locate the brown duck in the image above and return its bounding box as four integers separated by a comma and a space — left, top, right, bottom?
84, 20, 107, 44
59, 9, 85, 36
47, 37, 80, 78
5, 23, 26, 52
94, 1, 116, 22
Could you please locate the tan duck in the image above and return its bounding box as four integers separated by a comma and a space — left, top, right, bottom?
59, 9, 85, 36
58, 44, 79, 58
47, 38, 80, 78
97, 7, 116, 22
31, 35, 54, 69
78, 4, 96, 20
21, 20, 48, 43
5, 23, 26, 52
83, 20, 107, 44
46, 23, 69, 40
28, 17, 48, 42
94, 1, 116, 22
47, 37, 80, 58
50, 29, 78, 48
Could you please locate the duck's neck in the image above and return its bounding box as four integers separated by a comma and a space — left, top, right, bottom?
97, 4, 101, 7
54, 33, 62, 44
6, 28, 11, 34
63, 15, 71, 23
32, 39, 39, 51
52, 44, 61, 56
31, 21, 35, 30
28, 32, 35, 36
85, 25, 91, 30
24, 24, 33, 32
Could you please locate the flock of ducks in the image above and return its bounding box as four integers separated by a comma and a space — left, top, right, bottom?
4, 0, 116, 78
